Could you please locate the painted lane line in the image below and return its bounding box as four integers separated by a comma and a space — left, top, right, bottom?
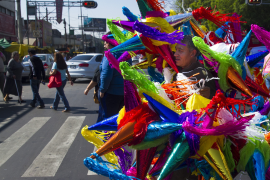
0, 117, 51, 167
22, 116, 85, 177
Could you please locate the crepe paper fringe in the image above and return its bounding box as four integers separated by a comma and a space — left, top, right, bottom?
133, 20, 185, 45
246, 50, 269, 68
129, 135, 169, 150
107, 19, 134, 44
237, 137, 270, 172
124, 80, 141, 112
154, 82, 175, 106
119, 61, 159, 93
105, 50, 121, 73
183, 111, 200, 156
122, 6, 139, 21
266, 165, 270, 180
146, 11, 167, 18
81, 126, 119, 165
102, 34, 119, 47
251, 24, 270, 51
192, 36, 242, 91
232, 13, 243, 43
192, 7, 245, 35
114, 147, 133, 175
183, 115, 253, 136
147, 66, 164, 83
253, 150, 265, 180
222, 139, 236, 172
118, 102, 159, 146
84, 153, 138, 180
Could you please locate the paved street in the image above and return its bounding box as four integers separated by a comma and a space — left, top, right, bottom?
0, 78, 107, 180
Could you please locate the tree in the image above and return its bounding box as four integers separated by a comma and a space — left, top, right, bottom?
172, 0, 270, 31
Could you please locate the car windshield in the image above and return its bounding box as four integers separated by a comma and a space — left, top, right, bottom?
22, 55, 47, 62
70, 55, 93, 61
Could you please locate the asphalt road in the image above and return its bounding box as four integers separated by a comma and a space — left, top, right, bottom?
0, 78, 108, 180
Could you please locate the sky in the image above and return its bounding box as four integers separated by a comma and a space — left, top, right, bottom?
19, 0, 157, 38
19, 0, 174, 39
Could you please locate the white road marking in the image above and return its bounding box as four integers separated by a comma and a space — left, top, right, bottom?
0, 117, 50, 167
22, 116, 85, 177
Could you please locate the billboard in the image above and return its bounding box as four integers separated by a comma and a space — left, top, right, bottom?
83, 18, 106, 32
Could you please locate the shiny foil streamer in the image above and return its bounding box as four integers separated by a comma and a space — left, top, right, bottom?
133, 21, 185, 45
105, 50, 121, 74
124, 80, 140, 112
259, 101, 270, 115
112, 20, 135, 33
136, 147, 158, 180
246, 50, 269, 68
165, 13, 193, 24
232, 13, 243, 43
143, 93, 179, 123
90, 121, 136, 159
144, 121, 183, 141
158, 133, 190, 180
110, 35, 145, 53
114, 147, 133, 175
118, 50, 140, 63
203, 143, 233, 180
253, 150, 265, 180
149, 143, 171, 175
88, 114, 118, 131
84, 153, 136, 180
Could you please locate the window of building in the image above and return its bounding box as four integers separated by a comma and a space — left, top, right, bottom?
11, 11, 15, 17
6, 9, 11, 16
1, 7, 6, 14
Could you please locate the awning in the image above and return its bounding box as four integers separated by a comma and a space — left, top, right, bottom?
0, 38, 11, 48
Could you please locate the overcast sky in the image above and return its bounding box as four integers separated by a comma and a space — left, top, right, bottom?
19, 0, 174, 38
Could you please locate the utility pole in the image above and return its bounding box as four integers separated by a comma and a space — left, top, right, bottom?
68, 0, 70, 45
64, 18, 67, 49
80, 0, 84, 52
16, 0, 23, 44
26, 0, 29, 45
46, 7, 48, 21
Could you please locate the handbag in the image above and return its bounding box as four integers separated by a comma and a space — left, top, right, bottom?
48, 71, 62, 88
93, 88, 99, 104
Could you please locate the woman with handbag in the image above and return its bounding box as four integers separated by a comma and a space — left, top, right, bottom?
50, 52, 73, 112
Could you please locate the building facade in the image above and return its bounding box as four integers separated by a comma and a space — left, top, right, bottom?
0, 1, 16, 42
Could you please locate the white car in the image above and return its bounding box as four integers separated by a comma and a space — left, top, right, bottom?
66, 53, 103, 81
21, 54, 54, 81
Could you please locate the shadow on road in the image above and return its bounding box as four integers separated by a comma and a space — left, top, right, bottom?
69, 107, 98, 115
0, 102, 35, 132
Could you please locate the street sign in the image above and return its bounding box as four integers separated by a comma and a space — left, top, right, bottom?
82, 1, 97, 8
56, 0, 63, 24
33, 30, 42, 38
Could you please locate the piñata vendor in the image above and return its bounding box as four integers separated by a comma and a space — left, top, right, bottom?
172, 35, 216, 99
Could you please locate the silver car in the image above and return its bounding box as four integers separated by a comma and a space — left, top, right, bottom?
66, 53, 103, 81
21, 54, 54, 81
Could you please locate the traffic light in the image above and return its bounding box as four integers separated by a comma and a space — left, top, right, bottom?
247, 0, 262, 5
82, 1, 98, 8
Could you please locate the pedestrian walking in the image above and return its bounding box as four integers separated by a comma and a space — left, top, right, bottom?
28, 49, 46, 108
3, 51, 25, 103
0, 51, 6, 100
99, 32, 132, 119
50, 52, 73, 112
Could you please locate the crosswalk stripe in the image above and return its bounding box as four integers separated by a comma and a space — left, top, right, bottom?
0, 117, 51, 168
22, 116, 85, 177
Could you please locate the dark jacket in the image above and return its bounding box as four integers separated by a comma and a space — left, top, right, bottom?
28, 56, 45, 80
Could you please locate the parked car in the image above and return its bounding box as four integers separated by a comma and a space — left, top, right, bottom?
21, 54, 54, 81
66, 53, 103, 81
